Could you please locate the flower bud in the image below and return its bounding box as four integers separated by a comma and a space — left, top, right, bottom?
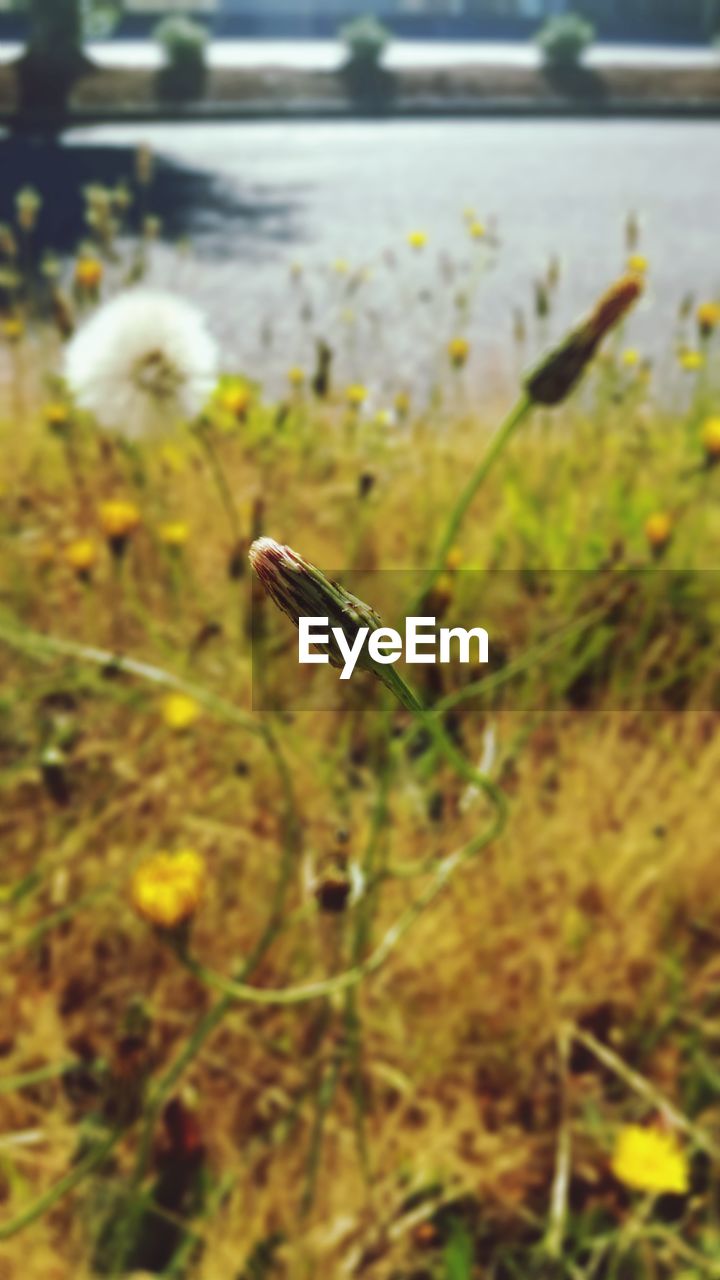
525, 275, 642, 407
249, 537, 421, 711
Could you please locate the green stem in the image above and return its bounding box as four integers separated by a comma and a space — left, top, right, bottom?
0, 1061, 78, 1097
194, 423, 241, 543
415, 392, 533, 607
0, 1131, 118, 1242
571, 1026, 720, 1159
110, 720, 300, 1274
0, 614, 261, 740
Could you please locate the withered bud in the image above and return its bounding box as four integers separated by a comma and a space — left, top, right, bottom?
249, 537, 421, 711
525, 275, 642, 407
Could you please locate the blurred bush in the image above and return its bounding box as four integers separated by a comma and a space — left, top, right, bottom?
536, 12, 596, 69
15, 0, 120, 119
338, 14, 395, 110
154, 14, 209, 104
339, 14, 391, 70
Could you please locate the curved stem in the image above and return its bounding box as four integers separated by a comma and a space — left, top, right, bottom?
413, 392, 533, 610
194, 422, 241, 544
0, 613, 261, 739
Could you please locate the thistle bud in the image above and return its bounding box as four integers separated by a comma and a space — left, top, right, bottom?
249, 537, 421, 711
525, 275, 642, 407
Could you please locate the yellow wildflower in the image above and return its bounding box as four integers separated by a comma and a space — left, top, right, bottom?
448, 336, 470, 369
621, 348, 640, 368
287, 365, 306, 389
131, 849, 205, 930
65, 538, 98, 577
333, 259, 349, 275
74, 256, 103, 292
159, 520, 190, 550
2, 316, 24, 343
611, 1125, 689, 1196
645, 512, 672, 553
468, 220, 486, 241
99, 499, 141, 554
220, 385, 251, 421
627, 254, 649, 276
697, 301, 720, 339
407, 231, 428, 250
445, 546, 463, 571
701, 417, 720, 463
162, 692, 200, 732
346, 384, 367, 410
679, 349, 705, 372
44, 401, 71, 432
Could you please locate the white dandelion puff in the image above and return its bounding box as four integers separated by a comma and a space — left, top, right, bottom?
64, 289, 219, 439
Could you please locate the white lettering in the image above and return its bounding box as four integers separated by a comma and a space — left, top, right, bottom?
439, 627, 489, 665
335, 626, 370, 680
406, 616, 437, 664
298, 617, 330, 664
367, 627, 403, 665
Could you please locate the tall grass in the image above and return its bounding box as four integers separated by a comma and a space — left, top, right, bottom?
1, 165, 720, 1279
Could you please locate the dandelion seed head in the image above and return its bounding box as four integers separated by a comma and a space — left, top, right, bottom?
64, 289, 219, 440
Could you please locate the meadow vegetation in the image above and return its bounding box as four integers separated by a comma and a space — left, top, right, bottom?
1, 162, 720, 1279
